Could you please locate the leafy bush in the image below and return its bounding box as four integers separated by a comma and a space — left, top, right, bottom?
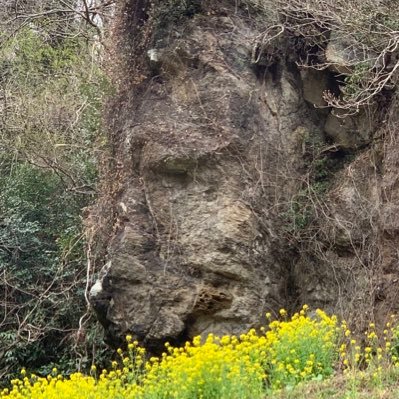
0, 161, 87, 375
0, 17, 111, 379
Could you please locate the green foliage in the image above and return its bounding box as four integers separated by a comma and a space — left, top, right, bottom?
0, 160, 87, 376
342, 62, 371, 101
284, 167, 330, 234
0, 161, 83, 273
389, 324, 399, 360
312, 159, 329, 181
284, 193, 314, 232
1, 30, 78, 82
0, 18, 111, 380
0, 26, 112, 190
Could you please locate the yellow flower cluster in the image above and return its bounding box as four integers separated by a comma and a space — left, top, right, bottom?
0, 307, 341, 399
264, 307, 338, 389
339, 315, 399, 378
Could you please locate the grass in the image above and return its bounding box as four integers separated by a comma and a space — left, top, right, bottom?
268, 367, 399, 399
2, 306, 399, 399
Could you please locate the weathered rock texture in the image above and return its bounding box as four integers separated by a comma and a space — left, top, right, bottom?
90, 0, 399, 349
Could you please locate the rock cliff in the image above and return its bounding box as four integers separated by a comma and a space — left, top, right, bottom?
90, 0, 399, 350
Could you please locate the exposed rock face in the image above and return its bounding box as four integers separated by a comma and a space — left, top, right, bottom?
324, 108, 376, 149
90, 0, 399, 348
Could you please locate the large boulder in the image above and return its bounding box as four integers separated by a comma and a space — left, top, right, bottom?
90, 0, 324, 350
90, 0, 399, 348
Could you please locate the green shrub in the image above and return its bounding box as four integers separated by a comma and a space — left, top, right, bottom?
0, 20, 111, 378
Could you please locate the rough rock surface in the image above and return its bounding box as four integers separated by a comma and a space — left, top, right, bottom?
90, 0, 399, 348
